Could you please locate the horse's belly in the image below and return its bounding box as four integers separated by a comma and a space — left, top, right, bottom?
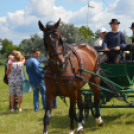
44, 77, 84, 97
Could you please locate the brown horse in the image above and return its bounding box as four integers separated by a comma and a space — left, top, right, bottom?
38, 18, 103, 134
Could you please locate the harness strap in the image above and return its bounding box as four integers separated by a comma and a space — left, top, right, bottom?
55, 75, 68, 105
50, 51, 63, 57
72, 49, 83, 70
69, 57, 76, 76
96, 68, 101, 75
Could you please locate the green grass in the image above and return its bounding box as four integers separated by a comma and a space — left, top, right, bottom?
1, 65, 134, 134
0, 58, 7, 65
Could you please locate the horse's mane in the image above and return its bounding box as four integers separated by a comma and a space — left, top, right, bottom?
45, 21, 56, 31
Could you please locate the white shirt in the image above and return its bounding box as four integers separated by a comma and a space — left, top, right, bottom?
94, 37, 103, 46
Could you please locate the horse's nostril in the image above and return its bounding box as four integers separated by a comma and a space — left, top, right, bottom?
56, 62, 64, 69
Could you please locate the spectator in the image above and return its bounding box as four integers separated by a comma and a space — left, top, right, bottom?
26, 49, 57, 111
7, 55, 14, 72
94, 28, 107, 55
6, 51, 25, 112
3, 50, 19, 109
94, 28, 107, 47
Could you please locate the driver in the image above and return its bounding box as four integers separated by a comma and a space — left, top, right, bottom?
100, 19, 127, 64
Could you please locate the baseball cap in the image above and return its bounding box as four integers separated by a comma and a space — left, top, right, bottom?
100, 28, 107, 33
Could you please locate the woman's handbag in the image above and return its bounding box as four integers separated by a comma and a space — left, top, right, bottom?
3, 62, 8, 85
3, 75, 8, 85
22, 67, 31, 93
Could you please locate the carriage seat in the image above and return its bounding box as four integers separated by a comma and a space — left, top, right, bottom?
94, 45, 134, 64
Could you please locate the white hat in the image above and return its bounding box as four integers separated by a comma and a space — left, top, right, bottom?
99, 28, 107, 33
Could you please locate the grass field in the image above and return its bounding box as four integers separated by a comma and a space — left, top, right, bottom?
1, 65, 134, 134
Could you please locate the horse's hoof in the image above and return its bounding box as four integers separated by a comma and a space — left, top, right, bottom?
43, 132, 48, 134
43, 130, 48, 134
69, 129, 75, 134
82, 120, 85, 127
76, 128, 83, 134
76, 123, 83, 134
95, 116, 103, 127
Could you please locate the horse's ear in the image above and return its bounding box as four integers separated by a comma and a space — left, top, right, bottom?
38, 20, 45, 31
54, 18, 61, 29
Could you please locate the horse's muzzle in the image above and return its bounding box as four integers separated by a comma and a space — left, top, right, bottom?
56, 62, 65, 70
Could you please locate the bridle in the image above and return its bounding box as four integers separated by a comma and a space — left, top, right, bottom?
43, 30, 71, 70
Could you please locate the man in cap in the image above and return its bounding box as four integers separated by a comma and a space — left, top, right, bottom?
94, 28, 107, 47
94, 28, 107, 55
100, 19, 127, 64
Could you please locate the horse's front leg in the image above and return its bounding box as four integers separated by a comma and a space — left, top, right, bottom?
91, 77, 103, 127
76, 91, 84, 134
69, 96, 77, 134
94, 91, 103, 127
43, 95, 55, 134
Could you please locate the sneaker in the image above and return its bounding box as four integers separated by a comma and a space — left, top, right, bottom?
52, 106, 57, 109
11, 109, 14, 113
19, 109, 22, 112
34, 109, 39, 112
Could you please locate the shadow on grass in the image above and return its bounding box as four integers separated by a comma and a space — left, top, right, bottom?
38, 115, 70, 128
126, 121, 134, 125
0, 108, 33, 115
29, 112, 134, 134
38, 114, 123, 129
38, 113, 134, 130
102, 114, 123, 123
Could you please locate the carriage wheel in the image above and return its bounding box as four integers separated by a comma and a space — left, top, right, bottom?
83, 94, 102, 119
82, 94, 95, 121
77, 94, 102, 123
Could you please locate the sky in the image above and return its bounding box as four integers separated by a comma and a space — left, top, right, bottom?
0, 0, 133, 45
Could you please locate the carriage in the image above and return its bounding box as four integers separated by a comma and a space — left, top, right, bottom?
80, 45, 134, 121
38, 19, 134, 134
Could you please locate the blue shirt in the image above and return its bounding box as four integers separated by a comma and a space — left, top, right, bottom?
102, 31, 127, 50
26, 56, 44, 84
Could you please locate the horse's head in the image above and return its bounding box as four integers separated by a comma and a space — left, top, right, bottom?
38, 18, 65, 70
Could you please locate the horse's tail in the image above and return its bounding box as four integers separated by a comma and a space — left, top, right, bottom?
101, 70, 124, 101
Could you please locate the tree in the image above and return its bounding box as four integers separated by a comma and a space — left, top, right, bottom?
94, 29, 100, 39
58, 22, 87, 44
20, 22, 95, 55
79, 26, 95, 45
20, 33, 45, 56
123, 30, 132, 44
0, 38, 20, 57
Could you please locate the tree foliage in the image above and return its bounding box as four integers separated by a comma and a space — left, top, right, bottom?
79, 26, 95, 45
0, 39, 20, 57
58, 22, 87, 44
19, 33, 45, 56
20, 22, 97, 55
79, 26, 94, 41
123, 30, 132, 44
94, 29, 100, 39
